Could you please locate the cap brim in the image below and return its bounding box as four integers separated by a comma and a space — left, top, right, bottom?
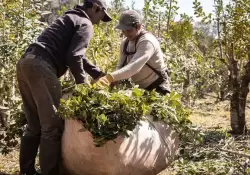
115, 23, 133, 30
102, 10, 112, 22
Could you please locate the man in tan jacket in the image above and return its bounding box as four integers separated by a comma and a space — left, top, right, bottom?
97, 10, 170, 94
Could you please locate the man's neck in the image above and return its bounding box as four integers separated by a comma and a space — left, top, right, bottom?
128, 29, 142, 41
84, 9, 94, 24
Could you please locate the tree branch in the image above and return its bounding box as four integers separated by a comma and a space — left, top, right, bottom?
166, 0, 172, 33
220, 148, 250, 159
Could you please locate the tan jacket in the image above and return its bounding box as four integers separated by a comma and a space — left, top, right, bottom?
110, 32, 167, 88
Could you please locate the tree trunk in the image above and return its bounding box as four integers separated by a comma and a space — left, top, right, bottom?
230, 73, 249, 134
229, 46, 249, 134
219, 89, 225, 101
238, 59, 250, 132
166, 0, 172, 33
181, 70, 190, 105
229, 53, 240, 132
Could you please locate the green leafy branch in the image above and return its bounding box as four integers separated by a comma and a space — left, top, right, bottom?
58, 84, 202, 147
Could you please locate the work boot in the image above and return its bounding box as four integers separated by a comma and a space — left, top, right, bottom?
35, 169, 42, 175
39, 139, 61, 175
19, 170, 42, 175
19, 136, 40, 175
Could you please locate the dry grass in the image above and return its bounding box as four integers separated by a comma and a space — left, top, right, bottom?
190, 96, 250, 130
0, 149, 19, 175
159, 96, 250, 175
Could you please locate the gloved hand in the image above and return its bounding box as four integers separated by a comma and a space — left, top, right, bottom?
96, 74, 114, 87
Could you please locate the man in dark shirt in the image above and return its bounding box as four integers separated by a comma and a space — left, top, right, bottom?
16, 0, 111, 175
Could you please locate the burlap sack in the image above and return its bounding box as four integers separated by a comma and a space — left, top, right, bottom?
61, 115, 179, 175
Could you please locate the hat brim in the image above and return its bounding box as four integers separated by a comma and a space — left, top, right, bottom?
102, 10, 112, 22
115, 23, 133, 30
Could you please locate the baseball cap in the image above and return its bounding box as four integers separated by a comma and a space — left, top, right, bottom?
116, 10, 142, 30
84, 0, 112, 22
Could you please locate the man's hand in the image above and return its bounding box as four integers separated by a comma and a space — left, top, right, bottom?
96, 74, 114, 87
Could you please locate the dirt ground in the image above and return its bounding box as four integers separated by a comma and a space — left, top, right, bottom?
0, 96, 250, 175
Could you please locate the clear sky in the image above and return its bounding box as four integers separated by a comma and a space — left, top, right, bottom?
108, 0, 230, 21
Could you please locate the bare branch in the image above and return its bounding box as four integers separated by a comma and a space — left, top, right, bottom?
220, 148, 250, 159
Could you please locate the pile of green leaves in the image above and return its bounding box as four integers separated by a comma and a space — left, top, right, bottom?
169, 130, 250, 175
58, 84, 201, 146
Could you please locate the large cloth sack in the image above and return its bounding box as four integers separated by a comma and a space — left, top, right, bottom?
61, 115, 179, 175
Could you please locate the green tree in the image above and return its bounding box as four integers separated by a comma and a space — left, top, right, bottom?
193, 0, 250, 133
219, 0, 250, 134
0, 0, 46, 154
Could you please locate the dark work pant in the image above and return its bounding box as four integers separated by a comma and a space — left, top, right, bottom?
17, 53, 64, 140
16, 52, 64, 175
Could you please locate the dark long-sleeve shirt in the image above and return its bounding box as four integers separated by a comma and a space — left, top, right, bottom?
31, 5, 104, 84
